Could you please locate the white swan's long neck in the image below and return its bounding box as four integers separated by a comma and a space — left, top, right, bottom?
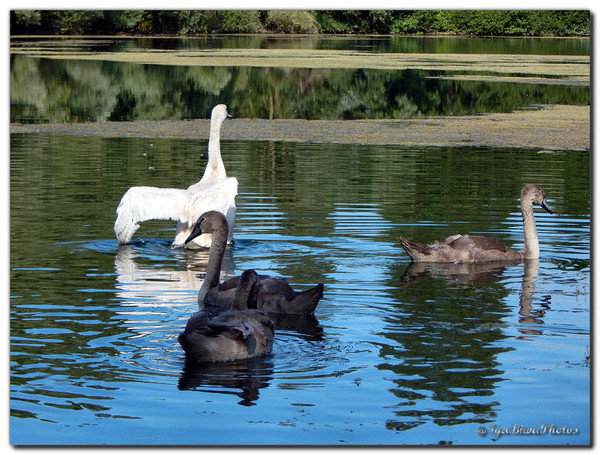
197, 225, 228, 306
201, 118, 227, 183
520, 201, 540, 259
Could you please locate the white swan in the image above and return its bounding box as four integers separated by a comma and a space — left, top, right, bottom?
114, 104, 238, 248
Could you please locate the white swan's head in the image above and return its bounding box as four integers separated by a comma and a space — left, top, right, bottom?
521, 183, 553, 214
211, 104, 232, 124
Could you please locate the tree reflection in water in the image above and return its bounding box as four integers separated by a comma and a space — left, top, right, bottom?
10, 54, 589, 124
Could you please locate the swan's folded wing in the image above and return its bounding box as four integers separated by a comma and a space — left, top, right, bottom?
189, 177, 238, 240
114, 186, 191, 244
449, 234, 510, 253
189, 177, 238, 214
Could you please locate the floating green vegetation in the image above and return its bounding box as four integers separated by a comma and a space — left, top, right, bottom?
10, 47, 590, 86
10, 105, 590, 151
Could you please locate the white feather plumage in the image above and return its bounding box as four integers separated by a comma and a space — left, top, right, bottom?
114, 104, 237, 248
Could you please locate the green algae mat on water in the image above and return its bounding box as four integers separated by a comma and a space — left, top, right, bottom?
10, 46, 590, 86
11, 105, 590, 151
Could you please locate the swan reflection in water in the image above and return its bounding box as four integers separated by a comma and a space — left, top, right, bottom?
381, 259, 552, 428
114, 243, 235, 307
178, 357, 275, 407
400, 259, 548, 336
516, 259, 548, 337
400, 260, 521, 285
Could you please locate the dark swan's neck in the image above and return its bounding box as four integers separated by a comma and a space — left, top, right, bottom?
231, 270, 258, 311
520, 200, 540, 259
197, 225, 228, 305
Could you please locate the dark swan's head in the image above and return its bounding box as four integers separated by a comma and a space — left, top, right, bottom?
521, 184, 553, 214
185, 211, 228, 245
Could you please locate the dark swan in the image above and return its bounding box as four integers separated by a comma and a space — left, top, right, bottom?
178, 269, 274, 362
187, 211, 324, 314
399, 183, 553, 263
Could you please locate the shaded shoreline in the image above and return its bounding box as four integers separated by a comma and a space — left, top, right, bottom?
10, 104, 589, 151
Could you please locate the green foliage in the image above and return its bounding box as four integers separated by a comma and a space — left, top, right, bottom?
149, 10, 208, 35
314, 10, 590, 36
265, 10, 319, 33
11, 10, 41, 33
391, 10, 439, 34
439, 10, 590, 36
43, 10, 105, 35
312, 11, 352, 33
8, 10, 591, 36
442, 10, 527, 35
104, 10, 147, 33
526, 10, 590, 36
175, 11, 208, 34
314, 10, 399, 34
218, 10, 261, 33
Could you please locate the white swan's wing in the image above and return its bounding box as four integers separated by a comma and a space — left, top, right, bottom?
189, 177, 238, 219
114, 186, 191, 244
189, 177, 238, 242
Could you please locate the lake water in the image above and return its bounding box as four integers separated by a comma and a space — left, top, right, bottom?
9, 35, 590, 446
10, 135, 590, 445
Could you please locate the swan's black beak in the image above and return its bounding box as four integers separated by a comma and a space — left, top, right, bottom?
185, 224, 203, 244
540, 198, 553, 215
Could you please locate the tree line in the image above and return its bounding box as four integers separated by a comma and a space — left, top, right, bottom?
11, 10, 590, 37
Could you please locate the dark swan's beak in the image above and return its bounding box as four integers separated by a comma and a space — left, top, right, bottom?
185, 224, 203, 244
540, 198, 554, 215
